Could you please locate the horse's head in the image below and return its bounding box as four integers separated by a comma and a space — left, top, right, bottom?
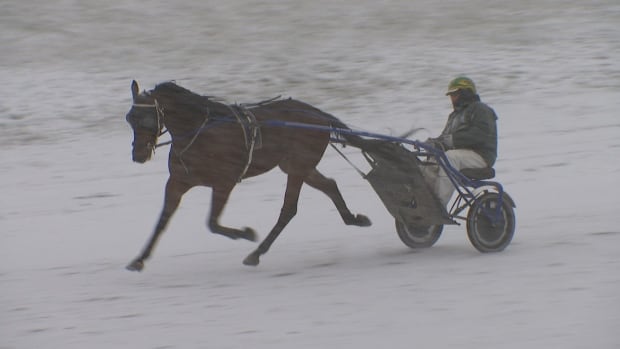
125, 80, 163, 163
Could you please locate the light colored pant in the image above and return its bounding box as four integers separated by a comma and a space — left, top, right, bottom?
422, 149, 487, 206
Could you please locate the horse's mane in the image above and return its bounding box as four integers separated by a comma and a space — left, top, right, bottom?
151, 81, 227, 116
152, 81, 212, 104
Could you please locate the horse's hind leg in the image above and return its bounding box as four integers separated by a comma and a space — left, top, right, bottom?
126, 178, 190, 272
243, 175, 305, 266
304, 169, 371, 227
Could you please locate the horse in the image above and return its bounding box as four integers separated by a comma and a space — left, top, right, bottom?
124, 80, 371, 271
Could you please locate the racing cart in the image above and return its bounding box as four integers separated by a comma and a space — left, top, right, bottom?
359, 140, 516, 252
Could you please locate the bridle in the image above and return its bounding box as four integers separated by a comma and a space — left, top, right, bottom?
129, 97, 210, 173
130, 99, 170, 148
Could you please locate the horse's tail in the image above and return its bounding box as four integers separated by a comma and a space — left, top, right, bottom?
321, 111, 348, 131
320, 111, 371, 149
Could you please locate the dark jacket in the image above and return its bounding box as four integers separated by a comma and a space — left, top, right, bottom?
440, 94, 498, 166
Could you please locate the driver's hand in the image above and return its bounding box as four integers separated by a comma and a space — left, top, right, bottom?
425, 137, 445, 151
425, 135, 453, 150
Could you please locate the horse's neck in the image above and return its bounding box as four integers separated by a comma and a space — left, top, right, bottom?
161, 107, 205, 141
163, 99, 236, 143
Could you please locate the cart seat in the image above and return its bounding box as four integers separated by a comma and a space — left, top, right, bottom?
460, 167, 495, 180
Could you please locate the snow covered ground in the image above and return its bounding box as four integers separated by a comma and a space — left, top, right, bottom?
1, 1, 619, 348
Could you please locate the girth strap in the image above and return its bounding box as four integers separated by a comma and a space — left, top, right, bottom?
227, 104, 263, 182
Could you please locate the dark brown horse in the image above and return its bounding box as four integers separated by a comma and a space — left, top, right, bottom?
125, 80, 371, 271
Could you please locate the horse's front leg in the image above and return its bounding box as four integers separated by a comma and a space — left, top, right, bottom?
126, 178, 190, 272
208, 184, 258, 242
243, 175, 304, 266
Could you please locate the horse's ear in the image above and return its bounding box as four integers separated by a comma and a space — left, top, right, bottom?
131, 80, 139, 101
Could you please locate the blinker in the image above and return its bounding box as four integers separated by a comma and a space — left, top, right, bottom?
126, 104, 159, 132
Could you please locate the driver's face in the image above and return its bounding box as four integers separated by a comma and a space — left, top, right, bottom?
448, 91, 460, 107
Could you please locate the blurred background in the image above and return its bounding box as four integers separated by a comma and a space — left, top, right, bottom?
2, 0, 618, 146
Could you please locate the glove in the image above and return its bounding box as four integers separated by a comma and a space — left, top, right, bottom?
425, 135, 453, 150
424, 137, 444, 151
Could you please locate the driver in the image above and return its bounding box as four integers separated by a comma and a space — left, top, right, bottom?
424, 76, 498, 207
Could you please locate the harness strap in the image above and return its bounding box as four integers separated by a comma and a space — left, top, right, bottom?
237, 108, 262, 182
174, 110, 210, 174
226, 104, 263, 183
329, 143, 366, 178
240, 107, 262, 149
149, 99, 260, 180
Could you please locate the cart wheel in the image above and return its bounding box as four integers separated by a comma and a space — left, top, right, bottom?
395, 220, 443, 248
466, 192, 515, 253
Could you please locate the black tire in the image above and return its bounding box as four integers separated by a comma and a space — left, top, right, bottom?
466, 192, 516, 252
395, 220, 443, 248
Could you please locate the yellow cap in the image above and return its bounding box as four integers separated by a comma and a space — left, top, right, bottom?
446, 76, 476, 95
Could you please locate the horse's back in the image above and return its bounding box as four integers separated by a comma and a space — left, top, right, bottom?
254, 98, 346, 128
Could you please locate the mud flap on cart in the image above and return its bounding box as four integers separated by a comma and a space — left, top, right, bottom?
363, 142, 457, 227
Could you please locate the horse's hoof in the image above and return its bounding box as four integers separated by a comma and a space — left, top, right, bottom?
354, 214, 372, 227
240, 227, 258, 242
126, 259, 144, 272
243, 250, 260, 266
